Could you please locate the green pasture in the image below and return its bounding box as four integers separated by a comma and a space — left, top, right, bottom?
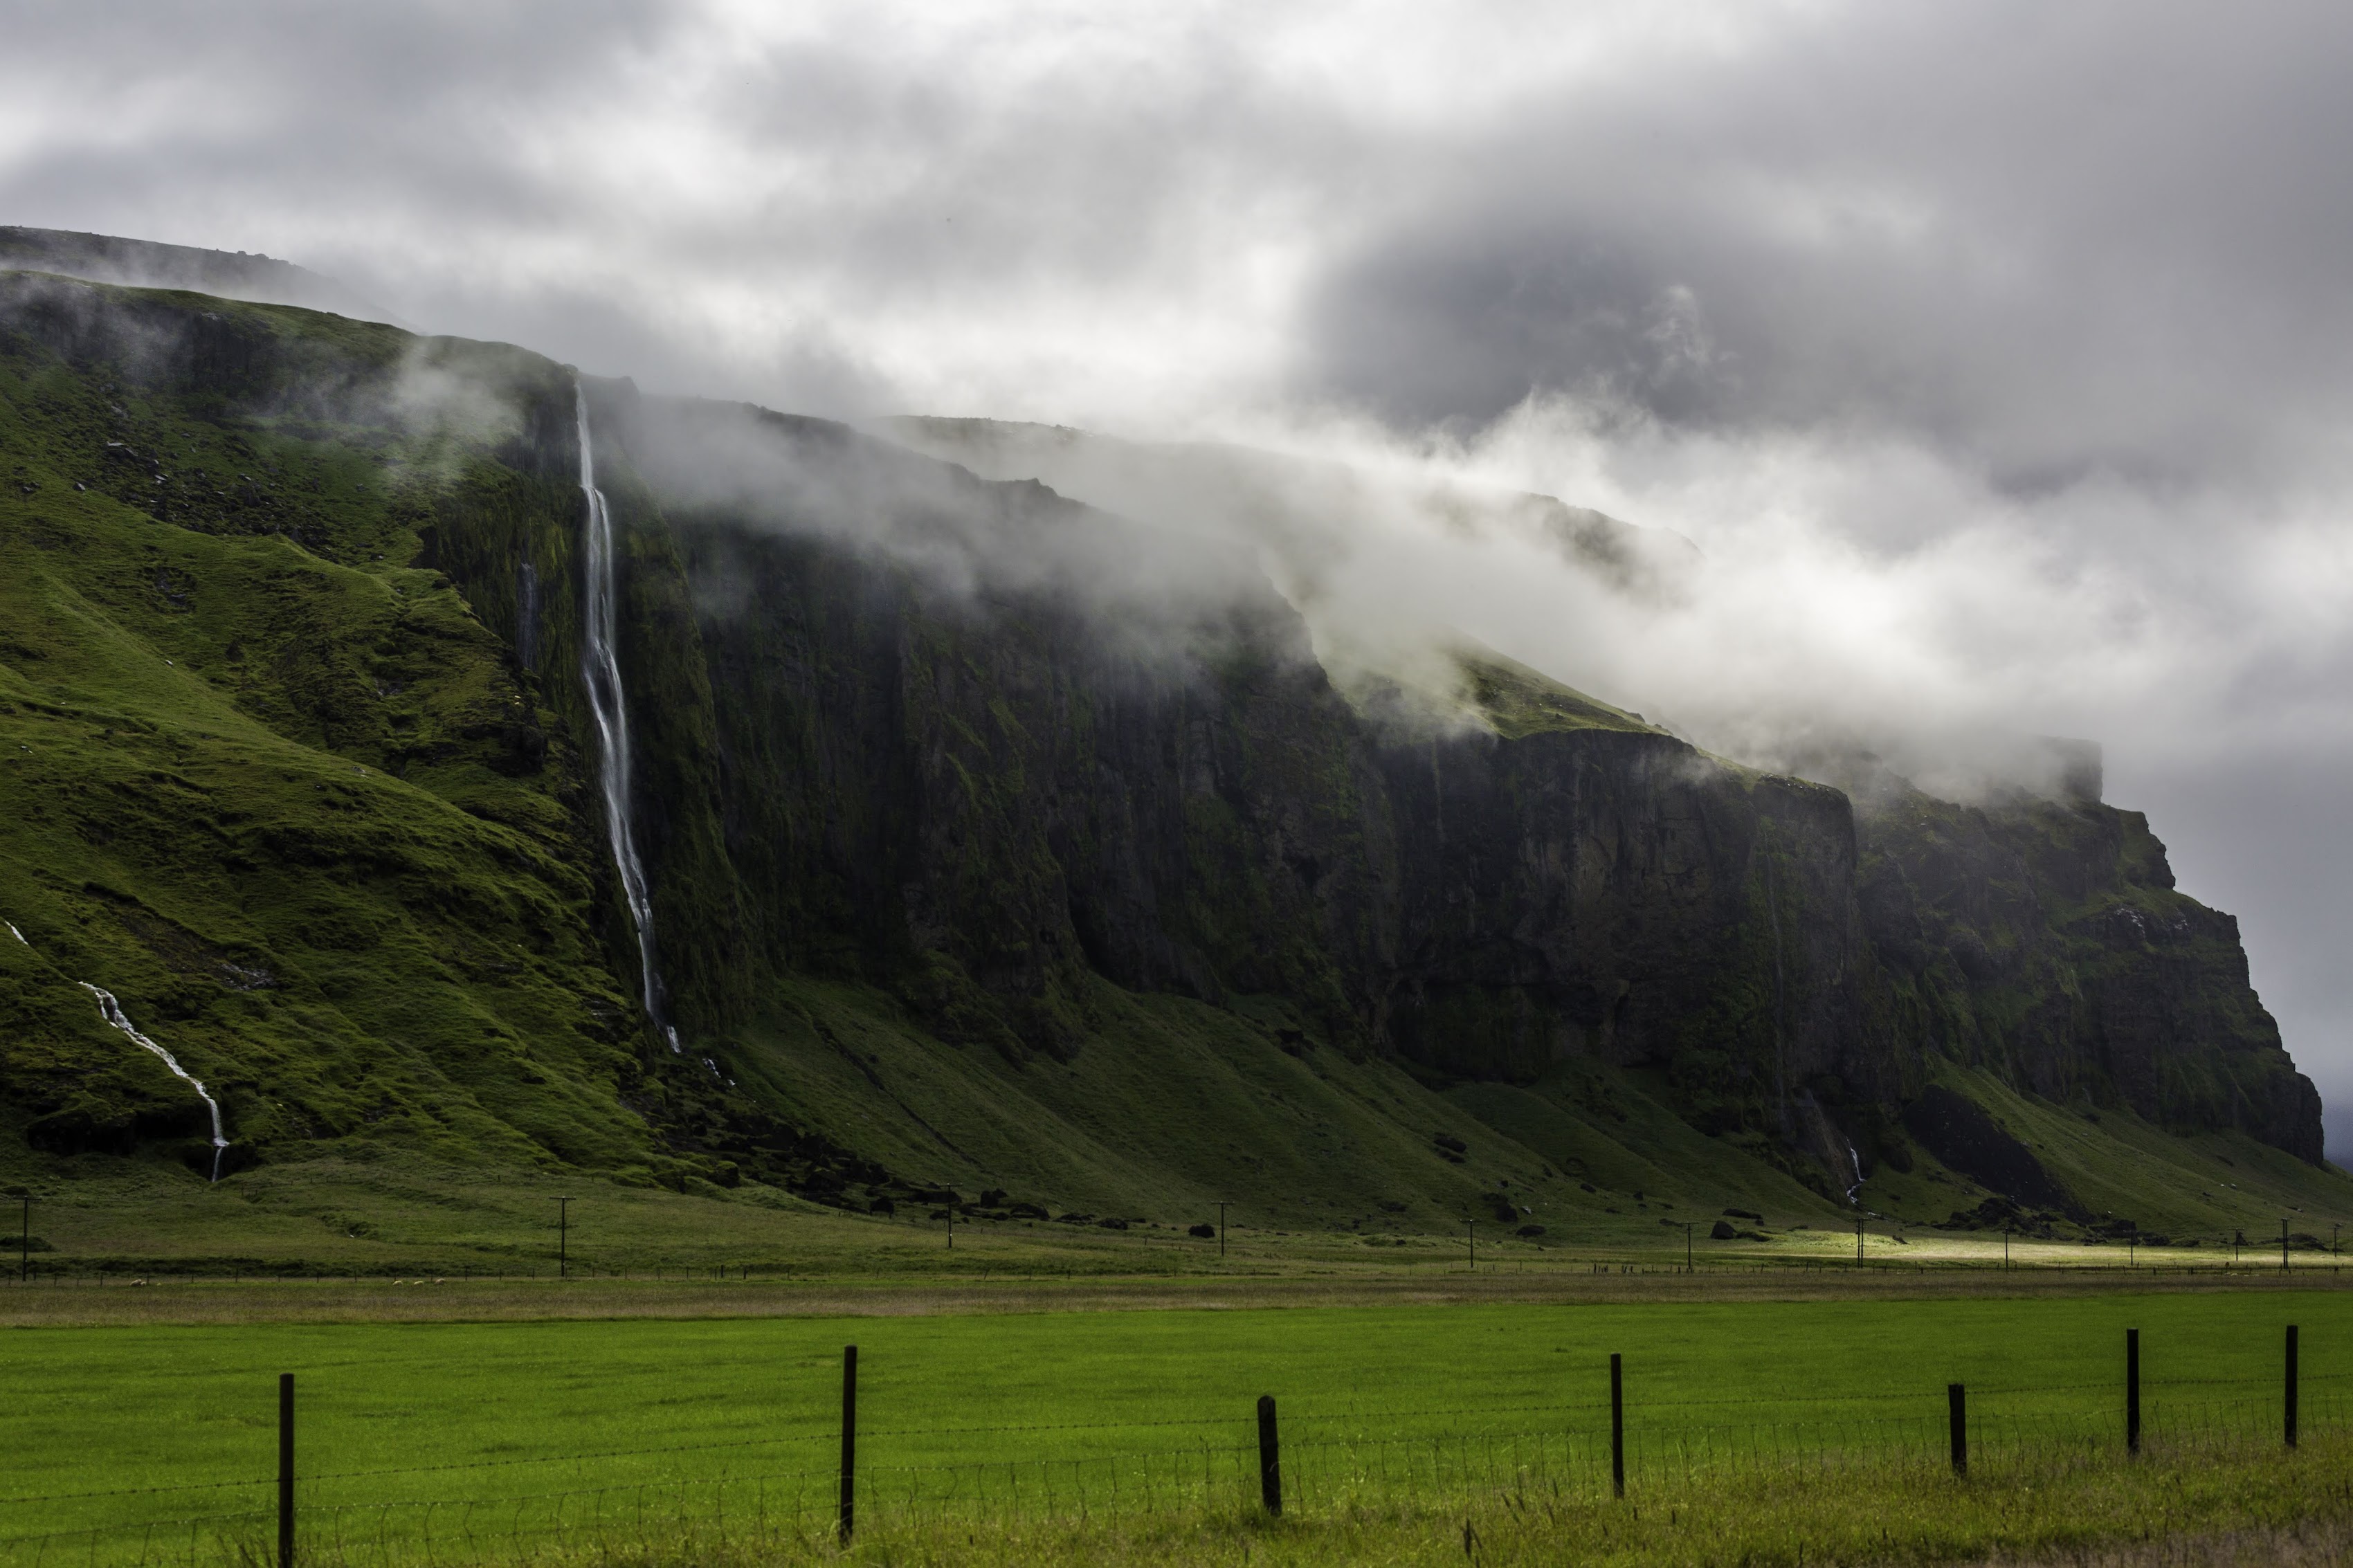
2, 1289, 2345, 1556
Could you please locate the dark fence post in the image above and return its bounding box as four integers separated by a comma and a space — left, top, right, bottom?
839, 1344, 858, 1542
278, 1373, 295, 1568
1257, 1395, 1282, 1515
2127, 1327, 2141, 1454
1610, 1352, 1626, 1499
1947, 1383, 1966, 1475
2286, 1324, 2299, 1449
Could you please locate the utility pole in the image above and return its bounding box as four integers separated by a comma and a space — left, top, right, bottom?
1218, 1201, 1228, 1259
1467, 1219, 1477, 1272
1684, 1221, 1692, 1273
1855, 1212, 1864, 1266
558, 1196, 570, 1279
2129, 1221, 2136, 1269
2282, 1218, 2290, 1272
2004, 1228, 2010, 1270
16, 1190, 26, 1284
945, 1206, 953, 1250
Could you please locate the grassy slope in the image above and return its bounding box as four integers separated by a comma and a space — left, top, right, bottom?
0, 283, 650, 1187
1929, 1067, 2345, 1240
1451, 645, 1660, 738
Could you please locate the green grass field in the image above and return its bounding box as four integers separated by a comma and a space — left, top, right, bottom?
3, 1284, 2346, 1562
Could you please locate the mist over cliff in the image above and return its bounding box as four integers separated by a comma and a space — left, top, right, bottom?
1, 269, 2341, 1257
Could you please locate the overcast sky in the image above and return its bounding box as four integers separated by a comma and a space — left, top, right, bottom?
7, 0, 2352, 1153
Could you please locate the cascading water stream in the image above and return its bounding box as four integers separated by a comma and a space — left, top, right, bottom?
576, 386, 682, 1053
1845, 1141, 1864, 1206
9, 916, 226, 1180
80, 984, 229, 1182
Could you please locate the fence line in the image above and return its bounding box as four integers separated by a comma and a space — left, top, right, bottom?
9, 1372, 2337, 1511
1, 1329, 2336, 1567
5, 1416, 2334, 1567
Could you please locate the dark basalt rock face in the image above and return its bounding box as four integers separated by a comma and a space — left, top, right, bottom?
523, 388, 2320, 1178
1853, 785, 2322, 1163
1372, 727, 1882, 1118
1902, 1084, 2084, 1216
15, 264, 2307, 1196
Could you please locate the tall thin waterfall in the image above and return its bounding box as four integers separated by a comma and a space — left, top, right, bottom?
576, 387, 682, 1052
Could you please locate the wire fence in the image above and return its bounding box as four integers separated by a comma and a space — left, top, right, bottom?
4, 1367, 2343, 1567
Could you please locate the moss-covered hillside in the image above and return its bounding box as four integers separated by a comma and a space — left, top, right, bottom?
0, 271, 2340, 1261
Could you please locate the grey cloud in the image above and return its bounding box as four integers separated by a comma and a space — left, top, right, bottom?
1305, 3, 2353, 492
0, 1, 1334, 417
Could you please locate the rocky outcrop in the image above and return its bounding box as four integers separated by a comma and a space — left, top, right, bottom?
1902, 1084, 2084, 1216
10, 267, 2311, 1196
0, 226, 394, 323
1853, 783, 2322, 1162
576, 398, 1883, 1122
552, 390, 2323, 1175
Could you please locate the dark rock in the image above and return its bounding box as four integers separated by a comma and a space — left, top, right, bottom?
1902, 1086, 2084, 1216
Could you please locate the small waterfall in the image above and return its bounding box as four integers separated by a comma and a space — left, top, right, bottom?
80, 983, 229, 1183
1845, 1141, 1864, 1206
516, 559, 541, 671
575, 386, 682, 1054
12, 918, 228, 1179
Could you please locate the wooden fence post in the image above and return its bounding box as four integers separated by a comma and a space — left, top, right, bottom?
839, 1344, 858, 1541
1610, 1353, 1625, 1498
2286, 1324, 2299, 1449
1257, 1395, 1282, 1515
278, 1373, 295, 1568
2126, 1328, 2141, 1454
1947, 1383, 1966, 1475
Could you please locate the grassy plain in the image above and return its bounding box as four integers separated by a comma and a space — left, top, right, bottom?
443, 1441, 2353, 1568
489, 1442, 2353, 1568
3, 1136, 2348, 1287
2, 1284, 2347, 1556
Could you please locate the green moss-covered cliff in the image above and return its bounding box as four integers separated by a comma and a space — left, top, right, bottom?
0, 272, 2325, 1237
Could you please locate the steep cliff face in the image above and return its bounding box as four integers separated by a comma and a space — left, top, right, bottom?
586, 401, 1888, 1110
0, 273, 2325, 1226
1373, 724, 1880, 1104
577, 390, 2323, 1181
1853, 783, 2321, 1162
